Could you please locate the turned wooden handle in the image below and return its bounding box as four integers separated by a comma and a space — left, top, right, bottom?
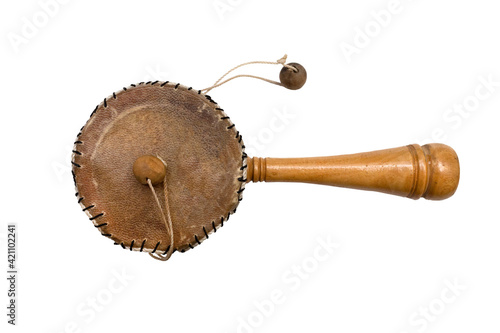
246, 143, 460, 200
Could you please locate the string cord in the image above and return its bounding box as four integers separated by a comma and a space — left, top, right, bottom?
146, 157, 174, 261
201, 54, 297, 93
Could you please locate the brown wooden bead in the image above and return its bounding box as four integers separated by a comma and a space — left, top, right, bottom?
133, 155, 166, 185
279, 62, 307, 90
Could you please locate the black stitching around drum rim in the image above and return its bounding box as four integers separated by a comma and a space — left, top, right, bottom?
71, 81, 247, 257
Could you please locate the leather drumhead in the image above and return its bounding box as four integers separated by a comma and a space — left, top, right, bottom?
72, 82, 247, 256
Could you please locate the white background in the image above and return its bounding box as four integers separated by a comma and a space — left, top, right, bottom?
1, 0, 499, 332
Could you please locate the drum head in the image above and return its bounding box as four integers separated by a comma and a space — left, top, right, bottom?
72, 82, 247, 256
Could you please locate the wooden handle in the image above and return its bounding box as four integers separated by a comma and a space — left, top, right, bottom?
246, 143, 459, 200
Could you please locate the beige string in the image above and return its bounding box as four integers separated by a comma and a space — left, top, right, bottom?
201, 54, 297, 93
146, 157, 174, 261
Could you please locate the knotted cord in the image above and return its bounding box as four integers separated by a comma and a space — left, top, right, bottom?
201, 54, 297, 93
146, 157, 174, 261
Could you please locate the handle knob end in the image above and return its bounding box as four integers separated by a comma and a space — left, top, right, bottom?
422, 144, 460, 200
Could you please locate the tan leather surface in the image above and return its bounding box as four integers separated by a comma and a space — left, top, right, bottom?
72, 82, 246, 255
